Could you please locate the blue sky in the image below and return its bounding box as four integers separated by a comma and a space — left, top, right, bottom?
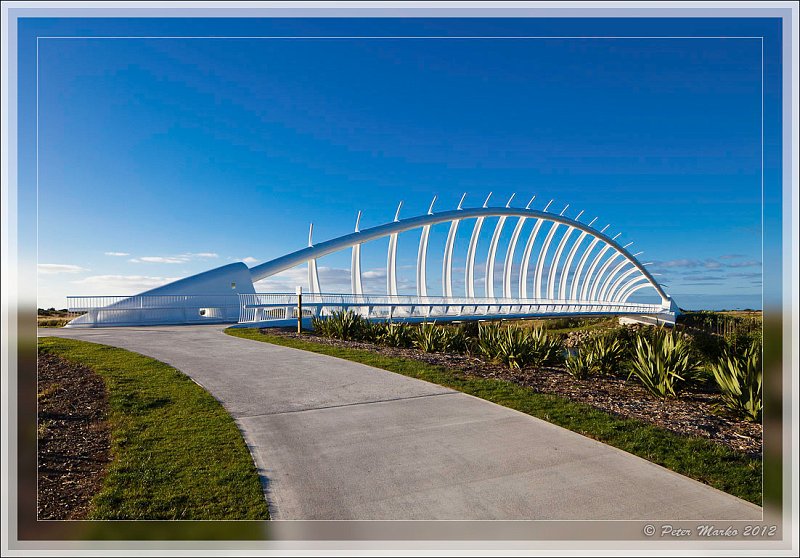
24, 17, 782, 310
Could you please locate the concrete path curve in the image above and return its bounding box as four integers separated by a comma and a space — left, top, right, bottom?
39, 325, 761, 520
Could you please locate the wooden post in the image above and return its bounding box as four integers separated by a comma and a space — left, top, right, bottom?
296, 286, 303, 334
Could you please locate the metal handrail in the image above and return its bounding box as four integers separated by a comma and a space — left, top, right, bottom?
237, 292, 665, 324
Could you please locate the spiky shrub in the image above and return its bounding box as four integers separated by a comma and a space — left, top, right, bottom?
361, 318, 383, 343
318, 310, 370, 341
455, 321, 480, 339
686, 329, 726, 364
584, 333, 625, 375
370, 321, 388, 341
565, 349, 594, 380
440, 326, 469, 354
493, 326, 534, 370
525, 327, 565, 369
709, 339, 762, 422
378, 322, 414, 348
627, 328, 701, 398
414, 322, 446, 353
310, 315, 329, 336
476, 322, 503, 360
543, 317, 585, 330
475, 324, 563, 370
725, 330, 763, 360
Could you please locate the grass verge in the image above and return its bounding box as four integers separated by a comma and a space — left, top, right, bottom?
227, 327, 761, 506
38, 337, 270, 520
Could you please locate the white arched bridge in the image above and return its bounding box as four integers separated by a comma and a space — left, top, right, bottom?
65, 194, 678, 328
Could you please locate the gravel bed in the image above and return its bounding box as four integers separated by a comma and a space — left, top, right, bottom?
37, 352, 110, 519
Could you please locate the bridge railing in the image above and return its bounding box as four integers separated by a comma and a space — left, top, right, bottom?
63, 292, 667, 328
238, 293, 665, 324
66, 294, 240, 327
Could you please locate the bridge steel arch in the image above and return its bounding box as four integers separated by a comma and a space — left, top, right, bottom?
248, 206, 670, 305
66, 200, 677, 328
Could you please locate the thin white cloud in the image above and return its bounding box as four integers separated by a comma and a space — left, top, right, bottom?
253, 266, 309, 293
728, 272, 762, 279
726, 260, 761, 268
654, 259, 704, 269
104, 251, 130, 257
71, 274, 181, 294
38, 263, 86, 275
653, 258, 761, 271
131, 256, 186, 264
129, 252, 219, 264
678, 275, 726, 282
241, 256, 259, 265
254, 265, 389, 294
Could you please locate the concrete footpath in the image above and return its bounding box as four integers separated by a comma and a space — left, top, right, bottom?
39, 325, 761, 520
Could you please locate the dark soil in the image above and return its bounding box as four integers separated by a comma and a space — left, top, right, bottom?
269, 329, 762, 458
37, 352, 111, 519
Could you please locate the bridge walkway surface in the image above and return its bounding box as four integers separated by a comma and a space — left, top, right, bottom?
39, 325, 761, 520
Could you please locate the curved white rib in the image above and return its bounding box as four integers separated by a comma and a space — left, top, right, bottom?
619, 280, 655, 303
580, 245, 612, 301
465, 217, 485, 298
589, 252, 622, 301
503, 216, 527, 298
442, 219, 460, 297
558, 231, 588, 300
614, 276, 649, 302
503, 217, 526, 298
605, 265, 640, 302
547, 225, 575, 299
570, 238, 601, 300
533, 222, 560, 299
351, 244, 363, 295
417, 225, 431, 297
387, 233, 398, 296
250, 207, 669, 305
308, 259, 321, 293
352, 212, 364, 295
519, 219, 545, 298
598, 259, 631, 301
486, 216, 507, 298
307, 223, 321, 293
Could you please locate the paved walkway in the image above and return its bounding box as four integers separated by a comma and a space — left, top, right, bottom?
40, 325, 761, 520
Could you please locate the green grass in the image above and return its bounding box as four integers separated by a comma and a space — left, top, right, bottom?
228, 327, 761, 506
38, 337, 270, 520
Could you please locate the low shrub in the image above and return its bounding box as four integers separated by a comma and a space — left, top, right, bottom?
494, 327, 534, 370
37, 318, 72, 328
724, 330, 763, 359
454, 321, 480, 339
686, 329, 727, 363
377, 322, 414, 348
584, 332, 625, 375
440, 326, 469, 354
627, 328, 701, 398
709, 339, 762, 422
525, 327, 565, 369
476, 323, 503, 361
477, 324, 563, 370
541, 317, 584, 330
565, 349, 594, 380
311, 310, 371, 341
414, 322, 445, 353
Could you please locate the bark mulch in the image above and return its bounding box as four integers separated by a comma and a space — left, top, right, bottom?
269, 329, 762, 458
37, 352, 111, 520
